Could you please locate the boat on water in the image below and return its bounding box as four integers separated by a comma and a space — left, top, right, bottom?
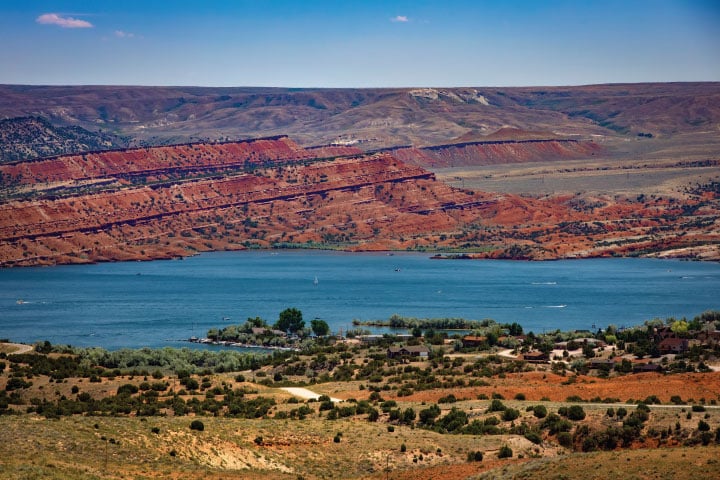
313, 276, 319, 285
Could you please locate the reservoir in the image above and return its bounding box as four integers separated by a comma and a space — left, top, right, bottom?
1, 251, 719, 349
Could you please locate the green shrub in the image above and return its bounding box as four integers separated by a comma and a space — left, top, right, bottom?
557, 431, 573, 448
533, 405, 547, 419
525, 431, 542, 444
5, 377, 32, 391
488, 399, 506, 412
567, 405, 586, 421
364, 406, 378, 422
502, 408, 520, 421
498, 445, 513, 458
467, 451, 483, 462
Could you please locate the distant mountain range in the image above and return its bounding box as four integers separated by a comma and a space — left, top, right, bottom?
0, 83, 718, 159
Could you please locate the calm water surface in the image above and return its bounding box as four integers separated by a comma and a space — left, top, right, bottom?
1, 251, 719, 349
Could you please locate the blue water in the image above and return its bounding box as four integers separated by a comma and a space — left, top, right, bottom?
1, 251, 718, 349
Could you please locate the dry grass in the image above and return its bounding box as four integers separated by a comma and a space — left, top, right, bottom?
436, 158, 720, 198
388, 370, 720, 404
435, 132, 720, 199
472, 446, 720, 480
0, 414, 537, 480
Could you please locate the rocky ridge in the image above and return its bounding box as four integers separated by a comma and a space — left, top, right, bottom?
387, 138, 603, 168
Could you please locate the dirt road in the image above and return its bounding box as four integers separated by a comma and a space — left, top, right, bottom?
280, 387, 341, 402
0, 342, 34, 355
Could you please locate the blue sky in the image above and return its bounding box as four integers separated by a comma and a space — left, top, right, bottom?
1, 0, 718, 87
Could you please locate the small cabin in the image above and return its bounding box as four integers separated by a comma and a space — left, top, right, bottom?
523, 351, 549, 363
589, 358, 617, 369
658, 337, 689, 354
461, 335, 486, 348
387, 345, 430, 359
633, 363, 663, 374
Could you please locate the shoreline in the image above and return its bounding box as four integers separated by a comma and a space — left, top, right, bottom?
186, 336, 300, 352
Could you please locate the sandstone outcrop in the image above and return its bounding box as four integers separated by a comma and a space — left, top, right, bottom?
0, 136, 310, 186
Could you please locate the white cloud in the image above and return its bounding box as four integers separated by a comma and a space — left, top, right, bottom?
36, 13, 93, 29
391, 15, 409, 23
115, 30, 135, 38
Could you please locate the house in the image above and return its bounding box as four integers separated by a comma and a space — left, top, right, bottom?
387, 345, 430, 359
523, 351, 549, 363
589, 358, 617, 369
251, 327, 286, 337
658, 337, 689, 354
461, 335, 486, 348
697, 330, 720, 346
633, 363, 663, 373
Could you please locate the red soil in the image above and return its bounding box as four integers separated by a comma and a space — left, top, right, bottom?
393, 371, 720, 404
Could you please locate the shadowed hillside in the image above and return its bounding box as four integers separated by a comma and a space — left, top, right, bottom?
0, 116, 129, 162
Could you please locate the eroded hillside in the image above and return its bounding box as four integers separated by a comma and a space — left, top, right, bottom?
1, 137, 718, 266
